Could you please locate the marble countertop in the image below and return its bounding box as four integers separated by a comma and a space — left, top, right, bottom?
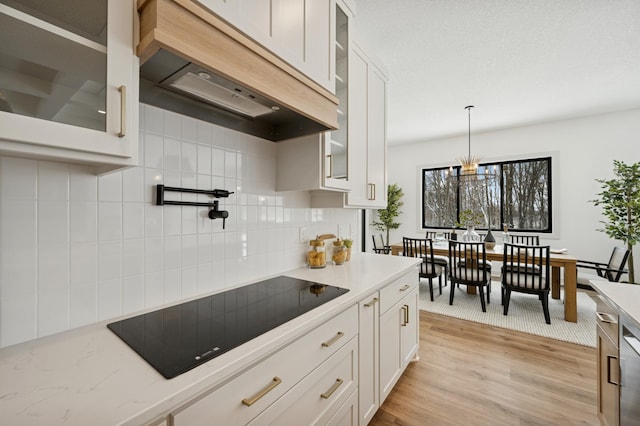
590, 279, 640, 328
0, 253, 420, 425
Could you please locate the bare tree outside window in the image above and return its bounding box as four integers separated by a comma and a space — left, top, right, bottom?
422, 157, 551, 232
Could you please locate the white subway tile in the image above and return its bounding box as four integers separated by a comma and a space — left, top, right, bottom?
69, 280, 97, 328
164, 268, 182, 303
98, 202, 123, 241
144, 133, 164, 169
122, 167, 144, 202
69, 167, 97, 201
198, 145, 212, 175
123, 202, 144, 239
164, 137, 181, 171
144, 204, 163, 237
181, 266, 198, 299
98, 172, 122, 202
144, 104, 164, 135
0, 157, 37, 200
98, 241, 122, 281
212, 147, 225, 176
145, 237, 164, 273
163, 205, 182, 236
70, 201, 97, 243
197, 262, 213, 294
70, 241, 97, 285
197, 120, 212, 145
164, 236, 182, 270
38, 162, 69, 201
164, 110, 182, 139
97, 278, 122, 320
122, 274, 145, 314
181, 115, 198, 142
144, 271, 164, 308
181, 235, 197, 267
122, 238, 144, 277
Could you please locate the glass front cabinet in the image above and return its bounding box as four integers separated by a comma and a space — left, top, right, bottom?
0, 0, 138, 173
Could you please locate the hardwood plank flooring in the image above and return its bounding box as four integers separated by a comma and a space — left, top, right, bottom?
370, 311, 598, 426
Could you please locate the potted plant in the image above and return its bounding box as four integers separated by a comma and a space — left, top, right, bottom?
592, 160, 640, 283
372, 184, 404, 247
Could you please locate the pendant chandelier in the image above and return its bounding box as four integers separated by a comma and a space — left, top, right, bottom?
448, 105, 496, 186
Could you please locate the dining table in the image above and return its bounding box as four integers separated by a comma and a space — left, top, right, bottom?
389, 241, 579, 322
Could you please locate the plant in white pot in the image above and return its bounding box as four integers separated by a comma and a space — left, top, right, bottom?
592, 160, 640, 283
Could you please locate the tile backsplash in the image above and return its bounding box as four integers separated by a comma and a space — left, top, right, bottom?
0, 104, 359, 348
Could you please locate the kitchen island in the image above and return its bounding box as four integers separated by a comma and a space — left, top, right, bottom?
0, 252, 420, 425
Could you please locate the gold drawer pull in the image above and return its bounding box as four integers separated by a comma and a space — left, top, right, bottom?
321, 331, 344, 347
401, 305, 408, 326
364, 297, 379, 307
241, 377, 282, 406
117, 85, 126, 138
320, 378, 344, 399
596, 311, 617, 324
326, 154, 333, 178
399, 284, 411, 292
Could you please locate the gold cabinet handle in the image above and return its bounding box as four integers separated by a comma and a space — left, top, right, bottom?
326, 154, 333, 178
364, 297, 379, 307
320, 378, 344, 399
596, 311, 617, 324
367, 183, 376, 200
399, 284, 410, 292
321, 331, 344, 347
404, 304, 410, 325
117, 85, 126, 138
401, 305, 407, 326
241, 377, 282, 406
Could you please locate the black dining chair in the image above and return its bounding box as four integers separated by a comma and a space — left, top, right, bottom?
509, 234, 540, 245
403, 237, 445, 301
577, 246, 630, 288
448, 241, 491, 312
501, 243, 551, 324
372, 233, 391, 254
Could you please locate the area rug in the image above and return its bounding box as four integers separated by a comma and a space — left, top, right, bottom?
418, 282, 597, 347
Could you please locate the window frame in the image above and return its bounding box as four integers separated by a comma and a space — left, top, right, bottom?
421, 156, 553, 233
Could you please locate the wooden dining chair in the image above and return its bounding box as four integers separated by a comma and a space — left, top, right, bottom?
402, 237, 445, 301
509, 234, 540, 245
448, 241, 491, 312
372, 233, 391, 254
502, 243, 551, 324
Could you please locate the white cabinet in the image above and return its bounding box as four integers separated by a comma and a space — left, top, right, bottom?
379, 274, 419, 403
170, 304, 358, 426
344, 41, 387, 208
0, 0, 139, 174
197, 0, 334, 93
275, 0, 352, 193
358, 292, 380, 425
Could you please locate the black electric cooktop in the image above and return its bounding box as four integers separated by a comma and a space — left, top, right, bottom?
107, 276, 349, 379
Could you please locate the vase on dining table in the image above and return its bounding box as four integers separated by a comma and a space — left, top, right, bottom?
462, 224, 481, 242
484, 229, 496, 249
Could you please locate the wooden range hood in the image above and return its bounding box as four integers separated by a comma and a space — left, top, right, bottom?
137, 0, 339, 141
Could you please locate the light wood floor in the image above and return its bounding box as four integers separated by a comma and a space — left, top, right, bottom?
370, 311, 598, 426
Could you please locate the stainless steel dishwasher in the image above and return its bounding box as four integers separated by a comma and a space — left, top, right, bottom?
620, 313, 640, 425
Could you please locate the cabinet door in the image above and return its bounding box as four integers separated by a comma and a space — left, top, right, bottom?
366, 66, 387, 208
379, 299, 402, 403
0, 0, 138, 171
344, 45, 369, 206
359, 293, 380, 424
401, 289, 419, 366
598, 325, 619, 426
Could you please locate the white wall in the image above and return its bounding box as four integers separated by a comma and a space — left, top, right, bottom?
0, 104, 359, 348
386, 108, 640, 279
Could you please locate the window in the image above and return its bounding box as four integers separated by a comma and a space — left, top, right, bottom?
422, 157, 552, 232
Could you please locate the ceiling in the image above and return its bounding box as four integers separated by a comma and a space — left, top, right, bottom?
354, 0, 640, 145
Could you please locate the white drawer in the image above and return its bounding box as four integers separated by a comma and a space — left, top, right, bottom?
248, 337, 358, 425
379, 270, 418, 315
171, 304, 358, 426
